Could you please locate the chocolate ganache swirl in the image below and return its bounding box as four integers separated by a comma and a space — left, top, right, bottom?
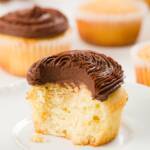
27, 50, 124, 101
0, 6, 69, 38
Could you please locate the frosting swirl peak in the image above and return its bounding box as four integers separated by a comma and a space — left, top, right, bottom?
27, 50, 124, 101
0, 6, 69, 38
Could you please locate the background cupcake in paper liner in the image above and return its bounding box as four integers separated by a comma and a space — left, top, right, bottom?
131, 41, 150, 86
76, 0, 148, 46
0, 6, 71, 76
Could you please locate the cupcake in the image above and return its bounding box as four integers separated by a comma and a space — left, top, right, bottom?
0, 6, 71, 76
145, 0, 150, 6
26, 50, 128, 146
131, 42, 150, 86
76, 0, 148, 46
0, 0, 9, 2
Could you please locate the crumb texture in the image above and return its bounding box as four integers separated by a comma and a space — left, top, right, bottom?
27, 83, 127, 146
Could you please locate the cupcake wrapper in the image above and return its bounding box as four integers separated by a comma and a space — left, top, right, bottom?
75, 1, 148, 46
0, 30, 72, 76
76, 0, 148, 22
131, 41, 150, 86
76, 19, 141, 46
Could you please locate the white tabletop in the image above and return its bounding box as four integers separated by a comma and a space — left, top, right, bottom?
0, 0, 150, 87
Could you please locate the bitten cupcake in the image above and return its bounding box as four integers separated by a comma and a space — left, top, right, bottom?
26, 50, 128, 146
76, 0, 148, 46
0, 6, 71, 76
131, 42, 150, 86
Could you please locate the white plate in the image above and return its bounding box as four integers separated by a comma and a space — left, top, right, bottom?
0, 82, 150, 150
13, 118, 132, 150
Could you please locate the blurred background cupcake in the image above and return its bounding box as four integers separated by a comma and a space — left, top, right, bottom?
0, 6, 71, 77
0, 0, 34, 16
131, 41, 150, 86
0, 0, 9, 2
144, 0, 150, 6
76, 0, 148, 46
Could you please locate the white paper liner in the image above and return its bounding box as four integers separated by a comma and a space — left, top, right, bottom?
0, 30, 72, 76
76, 0, 148, 22
0, 29, 72, 47
131, 41, 150, 67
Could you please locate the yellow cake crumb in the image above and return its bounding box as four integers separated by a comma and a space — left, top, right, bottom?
32, 133, 44, 143
27, 83, 127, 146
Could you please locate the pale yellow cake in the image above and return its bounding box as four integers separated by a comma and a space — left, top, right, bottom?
27, 83, 127, 146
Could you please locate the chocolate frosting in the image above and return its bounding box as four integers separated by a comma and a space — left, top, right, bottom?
0, 6, 69, 38
27, 50, 124, 101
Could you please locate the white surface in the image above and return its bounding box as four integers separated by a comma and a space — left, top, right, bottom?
13, 118, 131, 150
0, 1, 150, 150
0, 1, 150, 87
0, 82, 150, 149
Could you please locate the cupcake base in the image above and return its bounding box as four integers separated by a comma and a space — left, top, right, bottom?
135, 65, 150, 86
27, 83, 127, 146
0, 30, 71, 77
77, 19, 141, 46
131, 42, 150, 86
76, 0, 148, 46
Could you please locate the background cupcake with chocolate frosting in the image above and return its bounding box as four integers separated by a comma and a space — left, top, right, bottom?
0, 6, 71, 76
